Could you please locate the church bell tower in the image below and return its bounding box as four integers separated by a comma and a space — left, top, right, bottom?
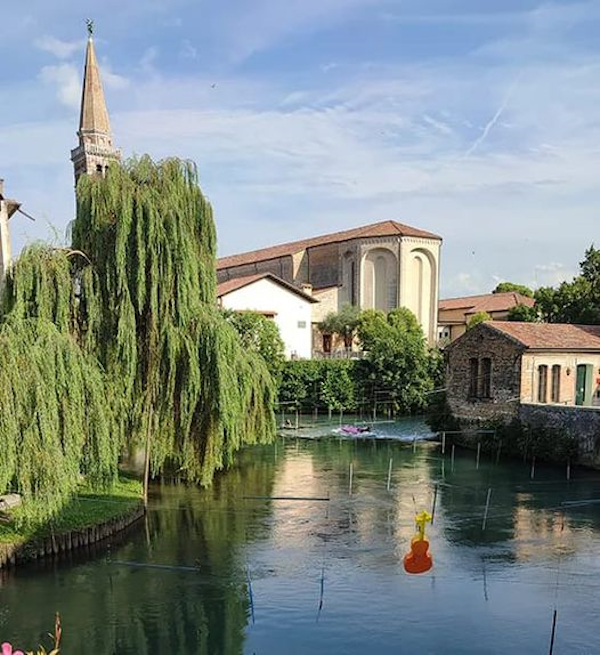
70, 20, 120, 185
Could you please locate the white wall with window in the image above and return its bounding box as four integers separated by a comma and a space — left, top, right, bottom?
218, 274, 317, 360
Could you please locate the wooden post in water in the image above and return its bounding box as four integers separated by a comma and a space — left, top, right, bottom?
530, 456, 536, 480
386, 458, 393, 491
548, 609, 558, 655
413, 437, 417, 454
566, 459, 571, 481
482, 487, 492, 531
441, 431, 446, 455
349, 462, 354, 496
295, 409, 299, 430
476, 442, 481, 470
451, 444, 456, 473
431, 483, 439, 524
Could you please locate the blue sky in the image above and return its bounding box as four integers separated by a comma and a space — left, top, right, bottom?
2, 0, 600, 297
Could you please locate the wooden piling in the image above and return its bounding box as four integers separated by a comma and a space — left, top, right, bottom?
530, 456, 536, 480
566, 459, 571, 481
431, 483, 438, 524
451, 444, 455, 472
386, 458, 393, 492
482, 487, 492, 531
349, 462, 354, 496
548, 609, 557, 655
476, 442, 481, 470
441, 431, 446, 455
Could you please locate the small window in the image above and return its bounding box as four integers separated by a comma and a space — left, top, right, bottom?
551, 365, 561, 403
469, 358, 479, 398
481, 358, 492, 398
96, 164, 103, 173
297, 320, 306, 328
538, 365, 548, 403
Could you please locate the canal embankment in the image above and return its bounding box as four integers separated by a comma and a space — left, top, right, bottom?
0, 476, 144, 570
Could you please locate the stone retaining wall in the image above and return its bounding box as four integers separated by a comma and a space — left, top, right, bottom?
0, 504, 145, 570
519, 403, 600, 467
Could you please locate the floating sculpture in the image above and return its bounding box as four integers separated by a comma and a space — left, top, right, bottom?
403, 510, 433, 574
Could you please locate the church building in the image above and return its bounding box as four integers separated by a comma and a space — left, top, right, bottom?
217, 222, 442, 345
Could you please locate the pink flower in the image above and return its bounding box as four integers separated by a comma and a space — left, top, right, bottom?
1, 642, 25, 655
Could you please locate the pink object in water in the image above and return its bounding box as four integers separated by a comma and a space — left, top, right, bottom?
2, 643, 25, 655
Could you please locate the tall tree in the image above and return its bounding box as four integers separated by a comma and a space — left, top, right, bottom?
0, 157, 276, 520
535, 245, 600, 324
356, 308, 433, 413
492, 282, 534, 297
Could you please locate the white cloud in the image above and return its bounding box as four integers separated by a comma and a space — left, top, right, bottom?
35, 35, 84, 59
179, 39, 198, 60
38, 63, 80, 109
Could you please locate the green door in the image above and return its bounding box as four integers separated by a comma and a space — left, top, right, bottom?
575, 364, 587, 405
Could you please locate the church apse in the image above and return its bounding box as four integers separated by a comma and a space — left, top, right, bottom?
361, 247, 398, 312
403, 247, 437, 342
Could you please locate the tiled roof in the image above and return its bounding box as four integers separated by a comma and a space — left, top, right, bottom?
217, 220, 441, 270
488, 321, 600, 351
217, 272, 318, 303
439, 292, 534, 313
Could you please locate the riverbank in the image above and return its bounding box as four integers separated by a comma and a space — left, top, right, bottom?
0, 476, 144, 570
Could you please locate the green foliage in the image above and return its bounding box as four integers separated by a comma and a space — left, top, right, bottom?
507, 304, 539, 322
222, 310, 285, 383
318, 303, 360, 347
492, 282, 534, 297
0, 317, 117, 524
467, 311, 492, 329
356, 307, 434, 414
534, 245, 600, 324
279, 359, 357, 411
0, 156, 276, 522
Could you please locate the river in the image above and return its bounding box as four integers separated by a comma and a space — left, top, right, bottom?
1, 417, 600, 654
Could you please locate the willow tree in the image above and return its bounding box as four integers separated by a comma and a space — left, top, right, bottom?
71, 156, 276, 490
0, 156, 276, 519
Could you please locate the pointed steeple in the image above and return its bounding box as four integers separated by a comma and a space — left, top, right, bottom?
70, 21, 120, 184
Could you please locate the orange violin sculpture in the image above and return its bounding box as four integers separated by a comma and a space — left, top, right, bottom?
403, 510, 433, 574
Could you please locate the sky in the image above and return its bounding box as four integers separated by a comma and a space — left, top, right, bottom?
1, 0, 600, 297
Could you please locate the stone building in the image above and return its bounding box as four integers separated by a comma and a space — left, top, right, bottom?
438, 291, 535, 344
217, 220, 442, 347
446, 321, 600, 423
70, 25, 120, 184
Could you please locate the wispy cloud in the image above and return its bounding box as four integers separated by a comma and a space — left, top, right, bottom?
462, 75, 520, 158
35, 35, 84, 59
38, 63, 80, 108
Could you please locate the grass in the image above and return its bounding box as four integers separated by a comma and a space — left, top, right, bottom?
0, 474, 143, 547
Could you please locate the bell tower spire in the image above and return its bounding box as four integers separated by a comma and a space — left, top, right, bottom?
70, 20, 120, 184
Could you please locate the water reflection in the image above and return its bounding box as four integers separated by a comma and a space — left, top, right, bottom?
1, 427, 600, 654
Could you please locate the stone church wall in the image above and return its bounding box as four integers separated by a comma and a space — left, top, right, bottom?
308, 243, 339, 290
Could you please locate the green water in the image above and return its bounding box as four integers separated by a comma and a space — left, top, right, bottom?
1, 418, 600, 654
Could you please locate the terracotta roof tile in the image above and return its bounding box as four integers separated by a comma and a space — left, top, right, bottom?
488, 321, 600, 351
217, 220, 441, 270
439, 292, 534, 313
217, 272, 318, 303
